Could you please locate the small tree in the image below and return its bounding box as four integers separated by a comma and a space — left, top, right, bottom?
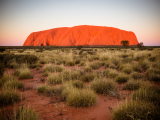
137, 42, 144, 48
121, 40, 129, 47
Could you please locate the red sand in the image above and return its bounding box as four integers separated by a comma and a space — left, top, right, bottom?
23, 25, 138, 46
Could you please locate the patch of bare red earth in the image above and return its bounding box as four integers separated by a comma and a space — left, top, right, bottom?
4, 66, 132, 120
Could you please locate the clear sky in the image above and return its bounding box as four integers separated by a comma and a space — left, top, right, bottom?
0, 0, 160, 46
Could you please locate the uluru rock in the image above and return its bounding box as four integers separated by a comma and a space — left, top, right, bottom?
23, 25, 138, 46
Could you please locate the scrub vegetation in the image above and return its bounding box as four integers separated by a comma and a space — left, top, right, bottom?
0, 46, 160, 119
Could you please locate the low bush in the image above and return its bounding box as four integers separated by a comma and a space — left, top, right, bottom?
138, 59, 150, 71
4, 80, 23, 90
74, 59, 80, 64
108, 69, 119, 78
115, 73, 129, 83
109, 63, 117, 69
146, 68, 160, 81
0, 74, 17, 87
61, 82, 97, 107
66, 61, 75, 66
47, 74, 62, 84
0, 90, 20, 106
90, 78, 117, 94
122, 67, 133, 74
103, 69, 110, 76
132, 63, 142, 73
112, 100, 159, 120
66, 88, 97, 107
0, 62, 5, 77
99, 56, 108, 61
84, 66, 92, 72
132, 85, 160, 105
81, 73, 95, 82
43, 64, 64, 73
14, 106, 39, 120
79, 61, 85, 66
72, 80, 85, 89
123, 79, 142, 90
90, 62, 101, 69
131, 72, 143, 79
36, 84, 49, 93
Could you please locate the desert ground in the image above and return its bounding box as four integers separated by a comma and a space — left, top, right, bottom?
0, 46, 160, 120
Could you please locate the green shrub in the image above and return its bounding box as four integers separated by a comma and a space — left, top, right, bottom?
0, 90, 20, 106
42, 71, 49, 76
0, 62, 5, 77
122, 67, 133, 74
90, 78, 117, 94
81, 73, 95, 82
132, 85, 160, 105
146, 68, 160, 81
112, 100, 159, 120
48, 86, 62, 95
47, 74, 62, 84
66, 61, 75, 66
84, 66, 92, 72
99, 56, 108, 61
61, 82, 97, 107
14, 106, 39, 120
104, 61, 110, 68
123, 79, 141, 90
115, 73, 129, 83
90, 62, 101, 69
79, 61, 85, 66
119, 63, 132, 71
103, 69, 110, 76
138, 59, 149, 71
18, 68, 32, 79
43, 64, 64, 73
108, 69, 119, 78
131, 72, 143, 79
72, 80, 85, 89
36, 84, 49, 93
4, 80, 24, 89
75, 59, 80, 64
132, 63, 142, 73
0, 74, 17, 87
66, 88, 97, 107
109, 63, 117, 69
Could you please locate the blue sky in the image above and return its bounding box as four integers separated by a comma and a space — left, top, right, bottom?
0, 0, 160, 46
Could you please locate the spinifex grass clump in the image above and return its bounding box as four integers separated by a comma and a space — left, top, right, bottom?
14, 64, 32, 79
131, 72, 143, 79
112, 100, 158, 120
47, 74, 62, 84
13, 106, 39, 120
36, 84, 49, 93
72, 80, 85, 89
0, 89, 20, 106
138, 59, 150, 71
146, 68, 160, 81
84, 66, 92, 72
66, 61, 75, 66
132, 85, 160, 105
123, 79, 142, 90
90, 62, 102, 69
0, 74, 17, 87
122, 67, 133, 74
66, 88, 97, 107
61, 82, 97, 107
132, 63, 142, 73
115, 73, 129, 83
81, 73, 96, 82
4, 80, 23, 90
108, 69, 119, 79
43, 64, 64, 73
90, 78, 117, 94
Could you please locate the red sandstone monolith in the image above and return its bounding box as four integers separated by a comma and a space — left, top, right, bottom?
23, 25, 138, 46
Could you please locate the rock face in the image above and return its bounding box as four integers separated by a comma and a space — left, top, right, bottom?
23, 25, 138, 46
